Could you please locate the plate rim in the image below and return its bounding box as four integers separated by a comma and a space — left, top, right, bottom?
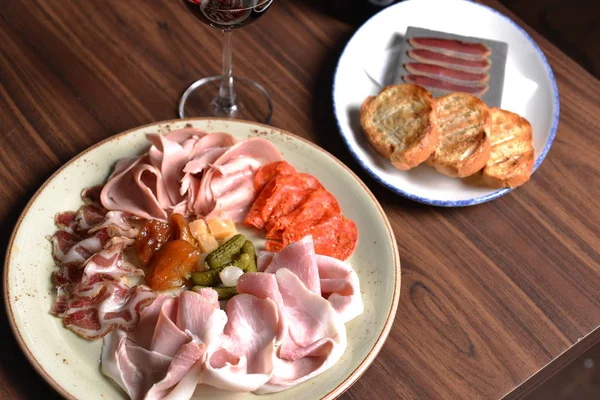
3, 117, 402, 400
332, 0, 560, 207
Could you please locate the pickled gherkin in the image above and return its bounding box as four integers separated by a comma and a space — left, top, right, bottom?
204, 234, 246, 270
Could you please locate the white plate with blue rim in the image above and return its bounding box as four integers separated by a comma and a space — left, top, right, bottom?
332, 0, 559, 206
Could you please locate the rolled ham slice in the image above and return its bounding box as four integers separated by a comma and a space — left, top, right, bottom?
408, 49, 491, 73
404, 74, 488, 96
405, 63, 488, 85
409, 37, 490, 60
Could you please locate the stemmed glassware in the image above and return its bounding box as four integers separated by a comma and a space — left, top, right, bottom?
180, 0, 274, 123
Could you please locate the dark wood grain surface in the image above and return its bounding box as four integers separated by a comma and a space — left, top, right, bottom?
1, 0, 599, 399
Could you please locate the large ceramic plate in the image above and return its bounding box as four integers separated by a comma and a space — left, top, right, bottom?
333, 0, 559, 206
4, 119, 401, 400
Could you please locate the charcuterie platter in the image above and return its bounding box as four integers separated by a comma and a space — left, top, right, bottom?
4, 118, 400, 400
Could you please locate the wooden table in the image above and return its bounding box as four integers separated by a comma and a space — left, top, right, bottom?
1, 0, 599, 399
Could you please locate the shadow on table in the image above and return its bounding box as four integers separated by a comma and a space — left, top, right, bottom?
0, 186, 62, 399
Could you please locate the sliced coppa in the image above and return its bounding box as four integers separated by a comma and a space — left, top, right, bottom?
403, 74, 488, 96
408, 37, 491, 60
405, 63, 488, 85
408, 49, 491, 73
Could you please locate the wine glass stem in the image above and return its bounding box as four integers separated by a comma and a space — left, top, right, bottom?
215, 29, 236, 112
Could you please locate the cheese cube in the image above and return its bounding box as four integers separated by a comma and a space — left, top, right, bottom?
189, 219, 209, 240
197, 233, 219, 253
206, 218, 237, 239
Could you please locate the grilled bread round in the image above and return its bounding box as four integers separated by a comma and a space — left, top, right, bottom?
360, 84, 438, 170
482, 108, 534, 188
427, 93, 491, 177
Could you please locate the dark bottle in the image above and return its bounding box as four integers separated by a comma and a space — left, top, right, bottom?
182, 0, 273, 30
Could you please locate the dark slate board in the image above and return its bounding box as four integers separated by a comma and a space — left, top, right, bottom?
393, 27, 508, 107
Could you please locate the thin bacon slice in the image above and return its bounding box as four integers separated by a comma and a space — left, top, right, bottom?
403, 74, 488, 96
409, 37, 490, 60
408, 49, 491, 72
405, 63, 488, 85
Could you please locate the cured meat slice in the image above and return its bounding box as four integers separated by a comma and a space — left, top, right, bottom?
101, 291, 220, 400
404, 74, 488, 96
245, 173, 321, 230
101, 129, 282, 222
51, 196, 158, 340
315, 254, 364, 323
269, 187, 340, 240
262, 236, 321, 295
51, 229, 110, 268
190, 138, 284, 221
255, 239, 363, 323
56, 282, 156, 339
81, 185, 104, 205
201, 294, 279, 392
283, 213, 358, 261
253, 160, 296, 192
237, 272, 288, 344
102, 289, 279, 397
408, 49, 491, 72
409, 37, 490, 60
405, 63, 488, 85
256, 268, 347, 394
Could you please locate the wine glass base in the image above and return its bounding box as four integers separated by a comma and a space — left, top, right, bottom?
179, 76, 273, 124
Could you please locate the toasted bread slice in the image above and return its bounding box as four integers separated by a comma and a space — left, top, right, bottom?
360, 84, 438, 170
427, 93, 491, 177
482, 108, 534, 188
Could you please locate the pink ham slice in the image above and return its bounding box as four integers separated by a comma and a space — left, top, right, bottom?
405, 63, 488, 85
102, 290, 226, 400
404, 74, 488, 96
102, 289, 280, 398
254, 238, 363, 323
238, 236, 359, 393
408, 37, 490, 60
315, 254, 364, 323
255, 269, 347, 394
100, 129, 283, 222
261, 235, 321, 294
408, 49, 491, 72
192, 138, 284, 222
200, 294, 279, 392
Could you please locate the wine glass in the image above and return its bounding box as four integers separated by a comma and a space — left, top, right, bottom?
179, 0, 274, 123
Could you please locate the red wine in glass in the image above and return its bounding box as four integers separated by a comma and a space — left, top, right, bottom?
183, 0, 273, 30
179, 0, 274, 122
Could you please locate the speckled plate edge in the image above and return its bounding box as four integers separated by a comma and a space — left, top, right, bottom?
332, 0, 560, 207
3, 117, 401, 400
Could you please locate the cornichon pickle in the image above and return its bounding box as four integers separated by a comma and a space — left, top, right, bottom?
205, 234, 246, 269
191, 252, 250, 286
241, 240, 257, 273
192, 285, 238, 300
190, 269, 221, 286
232, 253, 251, 271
